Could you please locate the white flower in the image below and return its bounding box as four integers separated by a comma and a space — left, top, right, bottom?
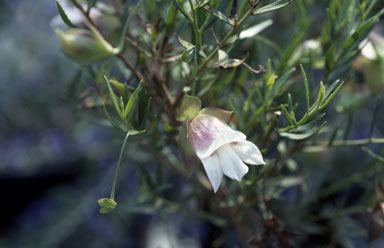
188, 114, 265, 192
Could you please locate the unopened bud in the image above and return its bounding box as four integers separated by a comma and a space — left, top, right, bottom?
55, 28, 118, 64
97, 198, 117, 214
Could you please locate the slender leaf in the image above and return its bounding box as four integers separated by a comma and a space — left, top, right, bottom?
253, 0, 295, 15
300, 64, 310, 113
172, 0, 192, 21
280, 121, 327, 140
125, 82, 144, 124
87, 0, 98, 11
320, 80, 344, 109
204, 6, 235, 26
239, 19, 273, 39
277, 31, 305, 74
104, 76, 123, 118
103, 104, 128, 132
56, 0, 77, 28
362, 147, 384, 164
140, 97, 152, 130
266, 67, 296, 102
166, 2, 178, 35
281, 104, 295, 126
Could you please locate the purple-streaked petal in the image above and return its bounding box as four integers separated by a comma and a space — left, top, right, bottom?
201, 153, 223, 193
231, 140, 265, 165
217, 144, 249, 181
188, 115, 246, 159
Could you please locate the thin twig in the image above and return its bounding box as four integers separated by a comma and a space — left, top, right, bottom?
304, 138, 384, 151
117, 54, 145, 82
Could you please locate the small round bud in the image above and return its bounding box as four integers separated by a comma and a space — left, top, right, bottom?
97, 198, 117, 214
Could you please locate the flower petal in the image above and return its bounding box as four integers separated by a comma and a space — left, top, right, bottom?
201, 153, 223, 193
188, 115, 246, 159
231, 140, 265, 165
217, 144, 249, 181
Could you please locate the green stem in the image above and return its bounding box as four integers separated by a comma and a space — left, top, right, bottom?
110, 130, 131, 200
188, 0, 202, 48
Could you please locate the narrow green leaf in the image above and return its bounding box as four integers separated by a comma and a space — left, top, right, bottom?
56, 0, 77, 28
129, 129, 147, 136
343, 15, 377, 53
328, 126, 340, 146
104, 76, 123, 118
362, 147, 384, 164
195, 0, 210, 9
324, 44, 336, 80
124, 82, 143, 122
122, 83, 130, 105
140, 97, 152, 130
323, 79, 341, 101
203, 5, 234, 26
300, 64, 310, 113
175, 34, 195, 50
266, 67, 295, 102
138, 87, 148, 123
172, 0, 192, 21
369, 96, 380, 138
316, 81, 325, 107
288, 93, 294, 112
320, 80, 344, 109
253, 0, 295, 15
103, 104, 129, 132
87, 0, 98, 11
146, 115, 158, 135
277, 31, 305, 75
239, 19, 273, 39
166, 2, 178, 35
281, 104, 295, 126
203, 0, 231, 29
288, 112, 326, 133
280, 121, 326, 140
110, 80, 135, 96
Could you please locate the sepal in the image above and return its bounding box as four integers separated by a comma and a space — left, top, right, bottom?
198, 107, 233, 122
176, 95, 202, 122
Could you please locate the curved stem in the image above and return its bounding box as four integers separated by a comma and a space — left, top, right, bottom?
110, 130, 131, 200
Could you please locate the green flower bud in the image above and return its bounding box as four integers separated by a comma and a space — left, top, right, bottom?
55, 28, 118, 64
176, 95, 201, 122
97, 198, 117, 214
